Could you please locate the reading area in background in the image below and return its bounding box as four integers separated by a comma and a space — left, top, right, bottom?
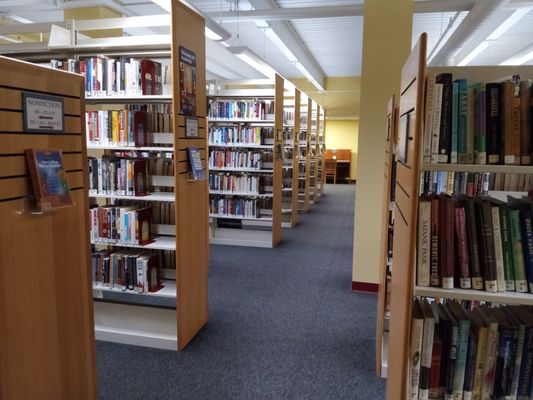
25, 148, 72, 211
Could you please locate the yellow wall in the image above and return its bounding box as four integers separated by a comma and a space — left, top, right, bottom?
325, 119, 359, 180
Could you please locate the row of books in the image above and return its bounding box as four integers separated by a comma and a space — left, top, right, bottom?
409, 299, 533, 400
209, 173, 271, 194
209, 150, 264, 170
91, 250, 162, 293
209, 197, 273, 219
424, 73, 533, 165
88, 158, 148, 197
208, 99, 275, 120
51, 57, 166, 97
86, 107, 172, 147
89, 205, 153, 246
417, 194, 533, 293
208, 126, 273, 146
152, 202, 175, 226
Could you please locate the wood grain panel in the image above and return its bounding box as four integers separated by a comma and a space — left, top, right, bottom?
0, 134, 82, 154
171, 2, 208, 350
0, 171, 84, 200
386, 33, 427, 400
0, 87, 81, 115
0, 111, 80, 134
0, 153, 82, 178
0, 55, 82, 98
271, 74, 283, 246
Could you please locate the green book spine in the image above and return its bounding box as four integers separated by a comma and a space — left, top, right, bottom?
499, 204, 515, 291
508, 208, 529, 292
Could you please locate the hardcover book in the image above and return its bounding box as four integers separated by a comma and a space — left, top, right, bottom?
25, 148, 73, 211
188, 146, 206, 181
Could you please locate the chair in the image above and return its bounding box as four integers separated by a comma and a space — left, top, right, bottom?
324, 159, 337, 184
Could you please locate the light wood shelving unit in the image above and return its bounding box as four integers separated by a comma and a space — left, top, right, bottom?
308, 102, 319, 204
375, 95, 397, 379
281, 88, 300, 228
386, 33, 533, 399
298, 95, 312, 213
207, 75, 284, 247
0, 56, 97, 399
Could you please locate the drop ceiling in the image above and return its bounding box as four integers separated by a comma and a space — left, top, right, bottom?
1, 0, 533, 117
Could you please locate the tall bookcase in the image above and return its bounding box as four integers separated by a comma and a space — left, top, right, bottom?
0, 56, 97, 399
317, 106, 326, 196
298, 95, 312, 213
207, 75, 284, 247
309, 102, 319, 204
281, 87, 300, 227
386, 33, 533, 399
376, 95, 397, 379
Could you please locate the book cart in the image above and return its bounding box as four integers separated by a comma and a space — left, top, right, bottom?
207, 75, 284, 247
298, 94, 312, 213
0, 57, 97, 398
376, 95, 398, 379
281, 87, 301, 228
386, 32, 533, 399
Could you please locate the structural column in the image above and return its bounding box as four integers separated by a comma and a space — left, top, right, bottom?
352, 0, 413, 288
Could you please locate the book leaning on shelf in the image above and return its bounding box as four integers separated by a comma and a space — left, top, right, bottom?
417, 192, 533, 294
25, 148, 73, 211
408, 300, 533, 400
423, 73, 532, 166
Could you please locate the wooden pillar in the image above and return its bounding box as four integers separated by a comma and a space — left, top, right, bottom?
352, 0, 413, 288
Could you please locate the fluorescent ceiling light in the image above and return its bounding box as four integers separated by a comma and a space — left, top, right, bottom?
458, 41, 489, 66
487, 8, 531, 40
227, 46, 277, 80
150, 0, 231, 42
9, 15, 33, 24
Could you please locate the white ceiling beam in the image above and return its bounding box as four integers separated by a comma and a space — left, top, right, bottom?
429, 0, 511, 65
247, 0, 325, 90
206, 40, 265, 80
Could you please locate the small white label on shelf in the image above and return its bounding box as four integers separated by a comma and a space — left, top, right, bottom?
93, 289, 103, 299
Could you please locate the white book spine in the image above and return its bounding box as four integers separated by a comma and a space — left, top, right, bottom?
423, 74, 435, 163
491, 207, 506, 292
409, 317, 424, 400
431, 84, 444, 164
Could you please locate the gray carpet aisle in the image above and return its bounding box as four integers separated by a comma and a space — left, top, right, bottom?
96, 184, 387, 399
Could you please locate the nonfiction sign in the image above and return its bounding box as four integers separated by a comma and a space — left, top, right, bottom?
22, 92, 64, 133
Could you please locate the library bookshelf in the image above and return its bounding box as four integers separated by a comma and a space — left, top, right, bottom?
386, 32, 533, 399
207, 75, 284, 247
317, 106, 326, 197
281, 87, 301, 228
376, 95, 397, 379
298, 95, 313, 213
0, 57, 97, 398
308, 102, 319, 204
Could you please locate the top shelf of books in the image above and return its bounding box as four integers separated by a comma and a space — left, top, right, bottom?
86, 95, 172, 104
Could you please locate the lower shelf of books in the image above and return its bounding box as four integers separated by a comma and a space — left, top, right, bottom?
93, 300, 177, 350
414, 286, 533, 305
93, 278, 176, 299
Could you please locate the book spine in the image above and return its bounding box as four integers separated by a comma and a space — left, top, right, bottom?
429, 338, 443, 399
455, 206, 472, 289
431, 197, 440, 286
509, 319, 525, 399
493, 326, 517, 399
466, 200, 484, 290
445, 324, 459, 400
518, 209, 533, 293
418, 199, 431, 286
499, 205, 516, 291
457, 79, 468, 164
481, 323, 499, 400
478, 201, 497, 293
424, 73, 436, 163
486, 83, 501, 164
520, 80, 532, 165
491, 206, 507, 292
419, 316, 435, 400
502, 81, 518, 165
438, 73, 453, 164
472, 326, 487, 400
440, 196, 455, 289
462, 329, 477, 400
453, 320, 470, 400
474, 86, 487, 164
509, 209, 529, 292
451, 80, 459, 164
432, 84, 444, 164
517, 325, 533, 399
466, 87, 475, 164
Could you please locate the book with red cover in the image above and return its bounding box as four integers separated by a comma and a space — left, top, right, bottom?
25, 148, 73, 211
140, 59, 155, 96
133, 111, 149, 147
132, 159, 148, 196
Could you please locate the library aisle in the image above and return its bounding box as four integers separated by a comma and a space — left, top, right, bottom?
96, 184, 385, 399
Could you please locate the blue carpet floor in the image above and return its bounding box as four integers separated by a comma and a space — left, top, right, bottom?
96, 184, 386, 399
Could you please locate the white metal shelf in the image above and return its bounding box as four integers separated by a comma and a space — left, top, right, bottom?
414, 286, 533, 305
92, 236, 176, 251
209, 167, 274, 173
90, 192, 175, 202
208, 143, 273, 149
209, 190, 273, 197
209, 214, 273, 221
86, 94, 172, 104
87, 144, 173, 152
93, 279, 176, 299
421, 162, 533, 174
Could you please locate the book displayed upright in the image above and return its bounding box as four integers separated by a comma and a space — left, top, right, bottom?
25, 148, 73, 211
